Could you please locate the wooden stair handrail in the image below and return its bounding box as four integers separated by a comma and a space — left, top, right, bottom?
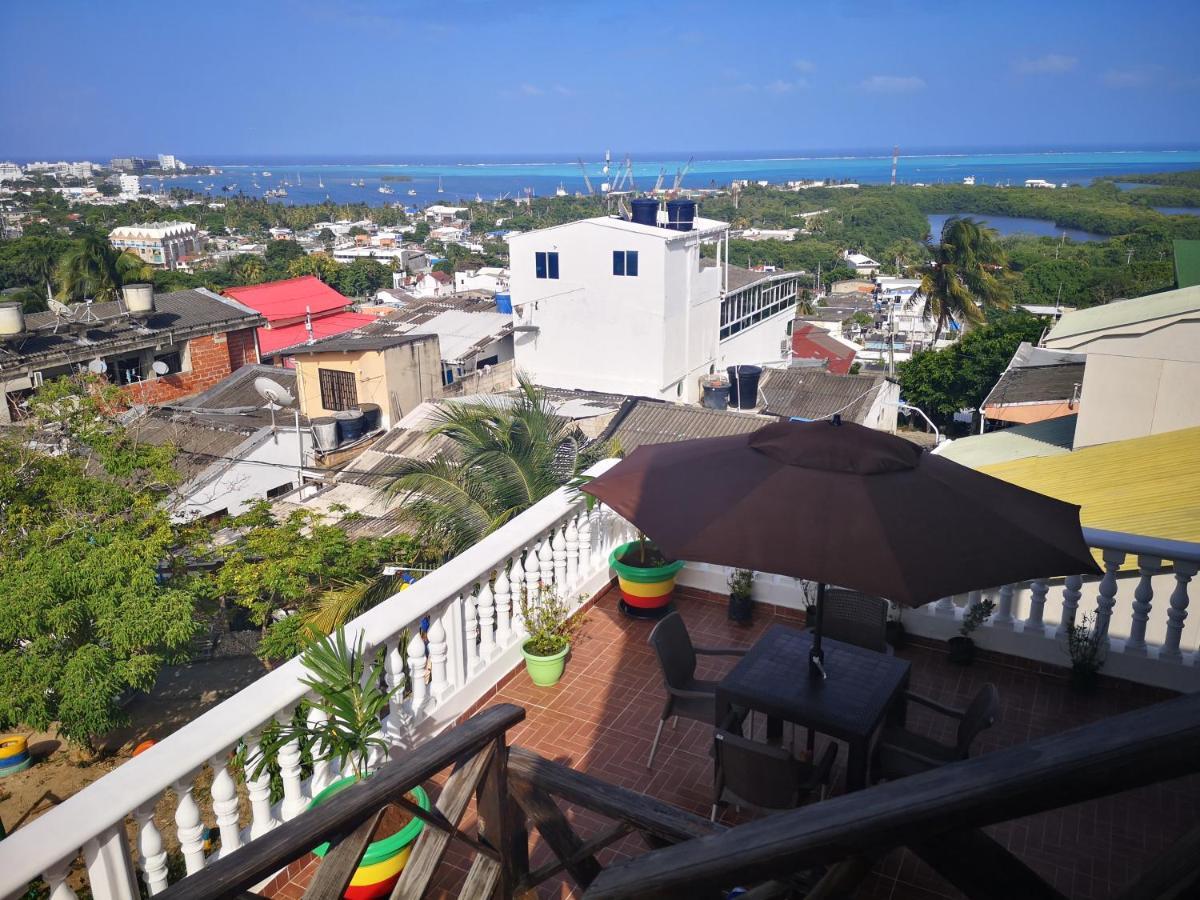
584, 690, 1200, 899
159, 703, 525, 900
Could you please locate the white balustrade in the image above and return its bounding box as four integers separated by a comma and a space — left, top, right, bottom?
209, 749, 243, 859
993, 583, 1015, 628
494, 560, 513, 646
477, 579, 496, 661
44, 857, 78, 900
1025, 579, 1049, 634
934, 594, 957, 617
134, 799, 170, 893
540, 532, 555, 590
1095, 549, 1127, 642
463, 591, 480, 673
525, 542, 541, 600
566, 516, 580, 587
243, 730, 279, 840
407, 630, 428, 716
1056, 574, 1083, 638
1162, 562, 1197, 662
172, 775, 206, 875
578, 509, 594, 575
83, 823, 138, 900
382, 643, 406, 748
275, 708, 308, 821
428, 616, 449, 699
1125, 555, 1162, 655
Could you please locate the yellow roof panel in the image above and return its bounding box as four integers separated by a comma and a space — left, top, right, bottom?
978, 426, 1200, 545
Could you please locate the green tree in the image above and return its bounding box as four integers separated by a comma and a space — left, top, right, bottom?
381, 378, 610, 557
0, 377, 201, 748
228, 253, 266, 285
287, 252, 341, 283
897, 312, 1045, 429
914, 216, 1013, 341
318, 227, 336, 250
55, 232, 124, 302
334, 258, 391, 297
264, 239, 306, 279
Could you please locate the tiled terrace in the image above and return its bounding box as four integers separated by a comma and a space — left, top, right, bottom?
468, 585, 1197, 899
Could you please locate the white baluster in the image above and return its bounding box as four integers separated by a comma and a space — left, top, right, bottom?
1056, 574, 1084, 638
578, 510, 594, 579
934, 594, 958, 617
134, 799, 170, 893
477, 578, 496, 661
495, 559, 514, 645
1025, 579, 1049, 634
463, 591, 480, 673
993, 583, 1015, 628
526, 542, 542, 598
1095, 549, 1127, 642
514, 551, 530, 637
307, 702, 334, 792
1162, 561, 1197, 662
44, 857, 79, 900
173, 775, 206, 875
588, 505, 605, 569
82, 821, 139, 900
552, 526, 567, 588
382, 643, 406, 749
565, 515, 580, 588
1126, 555, 1162, 655
210, 749, 243, 858
243, 730, 279, 840
428, 616, 448, 699
275, 708, 307, 821
540, 533, 555, 597
407, 630, 428, 717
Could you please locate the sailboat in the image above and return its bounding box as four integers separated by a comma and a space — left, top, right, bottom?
378, 182, 394, 195
437, 176, 444, 194
262, 170, 272, 176
318, 175, 324, 189
296, 172, 303, 186
555, 182, 567, 197
407, 188, 417, 196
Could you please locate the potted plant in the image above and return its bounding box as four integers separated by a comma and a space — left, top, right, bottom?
259, 629, 430, 900
609, 532, 685, 619
727, 568, 754, 624
519, 584, 580, 687
1065, 613, 1106, 693
948, 598, 994, 665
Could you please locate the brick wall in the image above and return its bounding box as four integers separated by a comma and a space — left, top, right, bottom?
123, 326, 257, 406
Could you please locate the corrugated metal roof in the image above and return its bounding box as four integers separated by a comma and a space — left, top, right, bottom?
1045, 284, 1200, 342
759, 369, 885, 423
935, 416, 1077, 468
978, 426, 1200, 544
982, 362, 1086, 407
605, 400, 765, 453
417, 308, 512, 361
224, 276, 350, 321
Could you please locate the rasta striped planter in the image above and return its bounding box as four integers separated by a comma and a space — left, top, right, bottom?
309, 780, 430, 899
0, 735, 31, 777
609, 541, 685, 620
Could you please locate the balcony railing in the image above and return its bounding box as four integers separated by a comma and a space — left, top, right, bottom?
0, 459, 634, 900
2, 454, 1197, 898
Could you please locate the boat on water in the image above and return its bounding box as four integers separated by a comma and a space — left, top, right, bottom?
318, 176, 324, 188
262, 170, 272, 176
407, 188, 417, 196
437, 176, 444, 193
555, 182, 567, 197
379, 183, 394, 194
475, 192, 483, 202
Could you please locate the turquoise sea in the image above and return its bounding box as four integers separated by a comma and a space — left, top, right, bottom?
154, 149, 1200, 209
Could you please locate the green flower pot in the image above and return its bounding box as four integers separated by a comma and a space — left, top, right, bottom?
521, 641, 570, 687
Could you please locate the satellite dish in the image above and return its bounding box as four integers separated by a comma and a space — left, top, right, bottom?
151, 360, 169, 375
254, 376, 295, 408
87, 358, 108, 374
49, 299, 73, 318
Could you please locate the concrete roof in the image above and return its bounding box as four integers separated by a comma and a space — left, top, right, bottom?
934, 416, 1077, 468
417, 308, 511, 362
1044, 284, 1200, 342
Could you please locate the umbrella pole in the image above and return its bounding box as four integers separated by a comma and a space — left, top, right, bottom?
810, 581, 827, 680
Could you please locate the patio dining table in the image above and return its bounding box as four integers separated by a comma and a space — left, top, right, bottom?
715, 624, 911, 791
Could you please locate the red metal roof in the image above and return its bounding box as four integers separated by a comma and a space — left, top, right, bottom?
257, 311, 378, 356
224, 276, 351, 322
791, 322, 857, 375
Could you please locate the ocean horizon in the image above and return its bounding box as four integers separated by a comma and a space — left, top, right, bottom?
114, 147, 1200, 208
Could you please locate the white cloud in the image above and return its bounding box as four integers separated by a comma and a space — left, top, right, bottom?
519, 83, 544, 96
765, 79, 806, 94
552, 84, 574, 96
860, 75, 926, 94
793, 59, 816, 73
1013, 54, 1078, 75
1103, 67, 1156, 88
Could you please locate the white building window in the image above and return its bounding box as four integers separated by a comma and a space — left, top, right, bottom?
612, 250, 639, 277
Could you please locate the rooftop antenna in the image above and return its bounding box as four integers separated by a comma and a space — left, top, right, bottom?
305, 305, 315, 344
254, 375, 305, 491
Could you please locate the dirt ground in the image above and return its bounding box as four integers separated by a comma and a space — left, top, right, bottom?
0, 654, 269, 889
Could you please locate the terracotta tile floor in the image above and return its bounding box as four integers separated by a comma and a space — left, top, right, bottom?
267, 586, 1199, 899
475, 586, 1200, 899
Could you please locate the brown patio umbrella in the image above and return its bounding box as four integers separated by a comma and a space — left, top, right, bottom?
583, 418, 1100, 676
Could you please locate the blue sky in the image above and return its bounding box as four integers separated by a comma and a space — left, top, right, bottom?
2, 0, 1198, 160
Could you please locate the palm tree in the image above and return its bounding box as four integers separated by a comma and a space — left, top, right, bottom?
914, 216, 1012, 341
56, 233, 123, 302
116, 250, 153, 284
380, 377, 610, 559
229, 254, 265, 285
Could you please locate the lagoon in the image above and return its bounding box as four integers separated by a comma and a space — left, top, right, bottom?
926, 213, 1106, 242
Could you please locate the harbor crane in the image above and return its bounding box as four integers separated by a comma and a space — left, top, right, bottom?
671, 156, 695, 193
576, 158, 595, 195
652, 167, 666, 193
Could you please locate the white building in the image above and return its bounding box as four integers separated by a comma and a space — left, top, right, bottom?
507, 209, 795, 403
454, 267, 509, 294
842, 251, 881, 277
157, 153, 178, 171
424, 205, 468, 226
118, 174, 140, 195
109, 221, 201, 269
0, 163, 24, 182
66, 162, 94, 179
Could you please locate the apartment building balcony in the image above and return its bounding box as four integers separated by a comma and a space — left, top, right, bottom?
1, 460, 1197, 899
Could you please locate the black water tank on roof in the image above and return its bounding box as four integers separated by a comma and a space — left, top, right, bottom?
631, 197, 659, 227
666, 199, 696, 231
333, 408, 365, 443
726, 365, 762, 410
358, 403, 382, 432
